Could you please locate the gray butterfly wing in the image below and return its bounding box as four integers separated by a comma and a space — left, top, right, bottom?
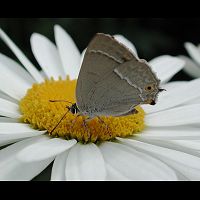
76, 52, 142, 117
114, 59, 160, 104
76, 33, 160, 118
84, 33, 135, 63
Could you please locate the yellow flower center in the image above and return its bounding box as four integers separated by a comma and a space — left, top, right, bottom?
19, 77, 145, 143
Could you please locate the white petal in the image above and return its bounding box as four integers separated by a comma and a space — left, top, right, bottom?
0, 61, 32, 100
146, 104, 200, 127
132, 138, 200, 159
51, 151, 69, 181
184, 42, 200, 66
0, 53, 35, 84
105, 163, 129, 180
17, 138, 76, 162
0, 135, 53, 180
0, 117, 19, 123
119, 138, 200, 180
0, 122, 42, 134
54, 25, 81, 79
171, 140, 200, 151
161, 163, 200, 180
0, 28, 43, 83
0, 138, 22, 147
134, 126, 200, 140
40, 70, 48, 80
100, 141, 177, 180
149, 55, 184, 83
80, 48, 86, 68
65, 143, 106, 180
174, 169, 189, 180
0, 131, 45, 147
143, 78, 200, 114
185, 96, 200, 105
0, 130, 44, 141
30, 33, 65, 80
161, 81, 188, 91
0, 91, 18, 104
0, 76, 26, 100
0, 98, 21, 118
179, 55, 200, 78
140, 139, 200, 179
114, 34, 138, 57
0, 122, 45, 146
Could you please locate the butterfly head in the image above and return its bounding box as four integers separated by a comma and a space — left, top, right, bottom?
67, 103, 80, 114
142, 82, 166, 106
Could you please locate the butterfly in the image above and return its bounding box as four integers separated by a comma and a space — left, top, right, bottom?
50, 33, 163, 133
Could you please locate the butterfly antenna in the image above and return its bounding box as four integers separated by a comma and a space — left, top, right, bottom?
159, 88, 166, 92
49, 99, 73, 104
49, 109, 70, 135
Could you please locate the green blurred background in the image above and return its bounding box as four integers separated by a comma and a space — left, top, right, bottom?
0, 18, 200, 180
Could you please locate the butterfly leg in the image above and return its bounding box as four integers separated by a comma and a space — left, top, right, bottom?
81, 116, 92, 143
70, 114, 82, 130
96, 116, 112, 137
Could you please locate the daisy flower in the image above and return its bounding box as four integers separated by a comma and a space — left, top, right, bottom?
0, 25, 200, 181
180, 42, 200, 78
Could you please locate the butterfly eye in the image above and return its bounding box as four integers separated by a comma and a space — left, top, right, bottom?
145, 85, 154, 92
